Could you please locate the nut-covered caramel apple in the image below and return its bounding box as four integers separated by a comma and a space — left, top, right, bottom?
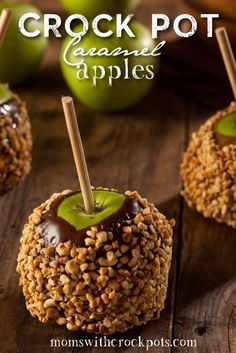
0, 10, 32, 195
181, 27, 236, 228
181, 102, 236, 228
16, 97, 175, 334
17, 188, 174, 334
0, 86, 32, 194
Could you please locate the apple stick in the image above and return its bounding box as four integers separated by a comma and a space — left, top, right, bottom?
0, 9, 11, 47
215, 27, 236, 100
61, 96, 94, 214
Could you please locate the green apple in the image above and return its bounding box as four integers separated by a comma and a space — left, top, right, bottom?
60, 21, 158, 111
0, 3, 48, 86
58, 190, 125, 230
0, 84, 12, 104
216, 112, 236, 137
215, 112, 236, 147
60, 0, 140, 18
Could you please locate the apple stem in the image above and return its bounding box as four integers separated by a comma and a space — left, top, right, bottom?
0, 9, 11, 48
215, 27, 236, 100
61, 96, 95, 214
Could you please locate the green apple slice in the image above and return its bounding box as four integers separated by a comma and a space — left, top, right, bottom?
58, 190, 126, 231
0, 84, 12, 105
215, 112, 236, 147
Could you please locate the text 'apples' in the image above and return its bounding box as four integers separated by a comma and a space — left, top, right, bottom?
60, 21, 159, 111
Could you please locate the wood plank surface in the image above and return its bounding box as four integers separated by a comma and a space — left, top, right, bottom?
0, 0, 235, 352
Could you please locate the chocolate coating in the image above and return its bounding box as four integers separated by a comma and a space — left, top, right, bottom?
37, 191, 143, 248
215, 132, 236, 147
0, 100, 21, 129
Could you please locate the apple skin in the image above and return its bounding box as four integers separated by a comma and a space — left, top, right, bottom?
216, 113, 236, 138
58, 190, 126, 231
0, 84, 12, 104
60, 0, 140, 18
215, 112, 236, 147
0, 3, 48, 86
60, 21, 158, 111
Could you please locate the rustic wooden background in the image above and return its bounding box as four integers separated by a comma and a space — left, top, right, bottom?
0, 0, 236, 352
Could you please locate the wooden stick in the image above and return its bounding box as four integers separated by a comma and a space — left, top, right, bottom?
215, 27, 236, 100
61, 96, 94, 214
0, 9, 11, 47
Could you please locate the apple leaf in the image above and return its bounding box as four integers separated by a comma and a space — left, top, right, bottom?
0, 84, 12, 105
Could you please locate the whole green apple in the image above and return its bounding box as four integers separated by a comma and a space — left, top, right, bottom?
0, 3, 48, 86
60, 0, 140, 18
0, 84, 12, 104
60, 21, 159, 111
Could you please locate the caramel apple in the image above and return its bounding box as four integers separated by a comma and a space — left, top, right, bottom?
181, 28, 236, 228
181, 102, 236, 228
0, 10, 32, 195
16, 97, 175, 334
0, 86, 32, 194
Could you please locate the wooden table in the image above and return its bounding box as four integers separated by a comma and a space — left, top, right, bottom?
1, 1, 236, 352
